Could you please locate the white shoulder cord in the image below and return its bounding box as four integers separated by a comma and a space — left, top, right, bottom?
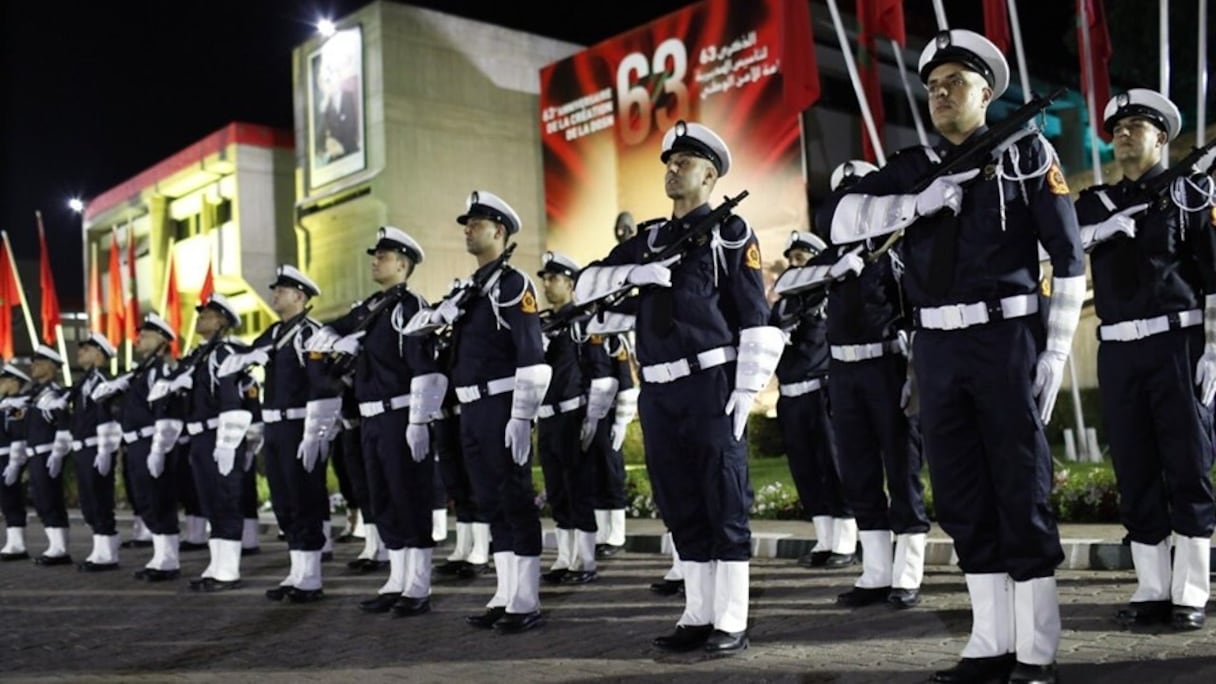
208, 346, 222, 395
292, 326, 309, 367
490, 267, 532, 331
1170, 175, 1216, 239
994, 130, 1054, 231
709, 222, 753, 286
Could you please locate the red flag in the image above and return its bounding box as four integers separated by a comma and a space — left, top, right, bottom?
164, 245, 182, 357
125, 229, 139, 342
983, 0, 1012, 54
781, 0, 821, 114
106, 230, 125, 346
0, 238, 19, 359
199, 257, 215, 303
855, 0, 904, 163
87, 249, 102, 334
1077, 0, 1113, 141
35, 212, 61, 346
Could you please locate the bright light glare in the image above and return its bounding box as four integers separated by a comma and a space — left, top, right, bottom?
68, 198, 84, 213
317, 19, 336, 37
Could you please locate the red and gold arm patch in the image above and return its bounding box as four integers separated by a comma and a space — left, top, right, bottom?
744, 242, 762, 270
1046, 163, 1070, 196
519, 288, 538, 314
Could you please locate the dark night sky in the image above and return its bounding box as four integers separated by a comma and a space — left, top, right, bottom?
0, 0, 1073, 309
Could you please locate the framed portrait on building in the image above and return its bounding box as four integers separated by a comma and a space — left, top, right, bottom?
307, 25, 365, 190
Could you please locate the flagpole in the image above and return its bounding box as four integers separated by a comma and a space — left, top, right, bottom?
1078, 0, 1105, 185
1197, 0, 1208, 146
889, 38, 929, 147
0, 231, 40, 357
825, 0, 886, 165
1160, 0, 1171, 161
930, 0, 949, 30
1006, 0, 1032, 103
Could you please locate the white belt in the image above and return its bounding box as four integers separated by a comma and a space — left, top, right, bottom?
263, 407, 308, 423
33, 444, 53, 455
0, 447, 9, 456
1098, 309, 1203, 342
640, 346, 737, 384
70, 436, 100, 451
916, 294, 1039, 331
779, 378, 825, 397
358, 394, 410, 418
186, 418, 220, 435
830, 340, 902, 363
538, 396, 586, 419
122, 426, 157, 444
455, 376, 516, 404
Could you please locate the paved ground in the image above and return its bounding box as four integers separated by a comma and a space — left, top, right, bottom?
1, 514, 1214, 683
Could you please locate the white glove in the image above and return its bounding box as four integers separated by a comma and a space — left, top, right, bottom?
3, 441, 27, 485
827, 246, 865, 279
504, 418, 533, 466
724, 389, 758, 441
0, 396, 29, 411
406, 423, 430, 463
305, 326, 340, 353
244, 447, 255, 473
170, 372, 194, 393
609, 421, 627, 452
147, 380, 172, 402
332, 332, 365, 356
900, 370, 918, 418
218, 348, 269, 378
2, 459, 18, 486
609, 387, 639, 452
1197, 350, 1216, 406
245, 423, 265, 456
1031, 351, 1068, 423
214, 446, 237, 476
94, 450, 113, 477
298, 397, 342, 473
147, 448, 166, 479
915, 169, 980, 216
1092, 204, 1148, 243
91, 376, 131, 401
431, 297, 463, 325
627, 262, 673, 288
36, 393, 67, 412
51, 430, 73, 459
579, 416, 600, 452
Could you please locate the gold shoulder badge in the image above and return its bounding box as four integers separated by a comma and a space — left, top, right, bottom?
1210, 205, 1216, 225
1040, 275, 1052, 297
520, 289, 537, 314
589, 334, 603, 345
307, 351, 325, 361
744, 242, 761, 270
615, 348, 628, 361
246, 386, 259, 399
1046, 163, 1070, 196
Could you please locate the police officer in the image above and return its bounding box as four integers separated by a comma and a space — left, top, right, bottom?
219, 265, 330, 602
574, 122, 781, 655
770, 230, 857, 570
432, 359, 490, 579
160, 293, 254, 591
819, 30, 1084, 684
17, 346, 74, 566
410, 191, 550, 633
71, 332, 124, 571
307, 226, 446, 617
0, 362, 33, 560
536, 251, 604, 585
1077, 89, 1216, 631
590, 323, 638, 559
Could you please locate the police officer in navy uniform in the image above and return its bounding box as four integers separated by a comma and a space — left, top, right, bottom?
159, 293, 255, 591
1077, 89, 1216, 631
433, 353, 490, 579
70, 332, 124, 571
0, 363, 33, 560
219, 265, 330, 603
590, 328, 638, 559
536, 251, 604, 585
574, 122, 782, 655
307, 226, 446, 617
819, 30, 1085, 684
17, 346, 75, 566
770, 230, 857, 570
409, 191, 550, 634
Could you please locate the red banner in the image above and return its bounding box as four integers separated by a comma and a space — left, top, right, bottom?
539, 0, 814, 279
0, 239, 18, 359
36, 213, 61, 345
106, 230, 124, 346
164, 245, 181, 357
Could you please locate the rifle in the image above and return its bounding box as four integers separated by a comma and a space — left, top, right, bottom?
403, 242, 519, 344
555, 191, 751, 329
870, 87, 1067, 260
773, 286, 829, 330
326, 285, 410, 378
1123, 137, 1216, 210
271, 305, 315, 351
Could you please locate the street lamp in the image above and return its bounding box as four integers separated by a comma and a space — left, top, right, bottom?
317, 18, 336, 38
68, 197, 84, 213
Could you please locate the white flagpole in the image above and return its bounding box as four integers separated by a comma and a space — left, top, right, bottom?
889, 38, 929, 147
1079, 0, 1105, 185
1007, 0, 1032, 103
1197, 0, 1208, 146
931, 0, 949, 30
825, 0, 886, 165
1161, 0, 1171, 161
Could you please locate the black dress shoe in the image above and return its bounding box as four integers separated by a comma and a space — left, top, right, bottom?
321, 551, 334, 562
359, 593, 399, 614
1008, 661, 1058, 684
266, 585, 291, 601
134, 568, 180, 582
241, 547, 260, 556
930, 654, 1017, 683
652, 624, 714, 652
561, 570, 597, 585
0, 550, 29, 561
465, 606, 507, 629
493, 610, 543, 633
1115, 600, 1172, 625
541, 568, 569, 585
823, 552, 856, 568
333, 532, 356, 544
650, 579, 684, 596
347, 557, 389, 573
703, 628, 748, 654
392, 595, 431, 617
198, 578, 242, 592
179, 540, 208, 552
286, 587, 325, 603
34, 554, 73, 567
1172, 605, 1206, 630
121, 539, 153, 549
456, 562, 488, 579
797, 550, 831, 568
887, 587, 920, 609
435, 559, 470, 576
78, 560, 120, 573
836, 585, 891, 607
596, 544, 624, 559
